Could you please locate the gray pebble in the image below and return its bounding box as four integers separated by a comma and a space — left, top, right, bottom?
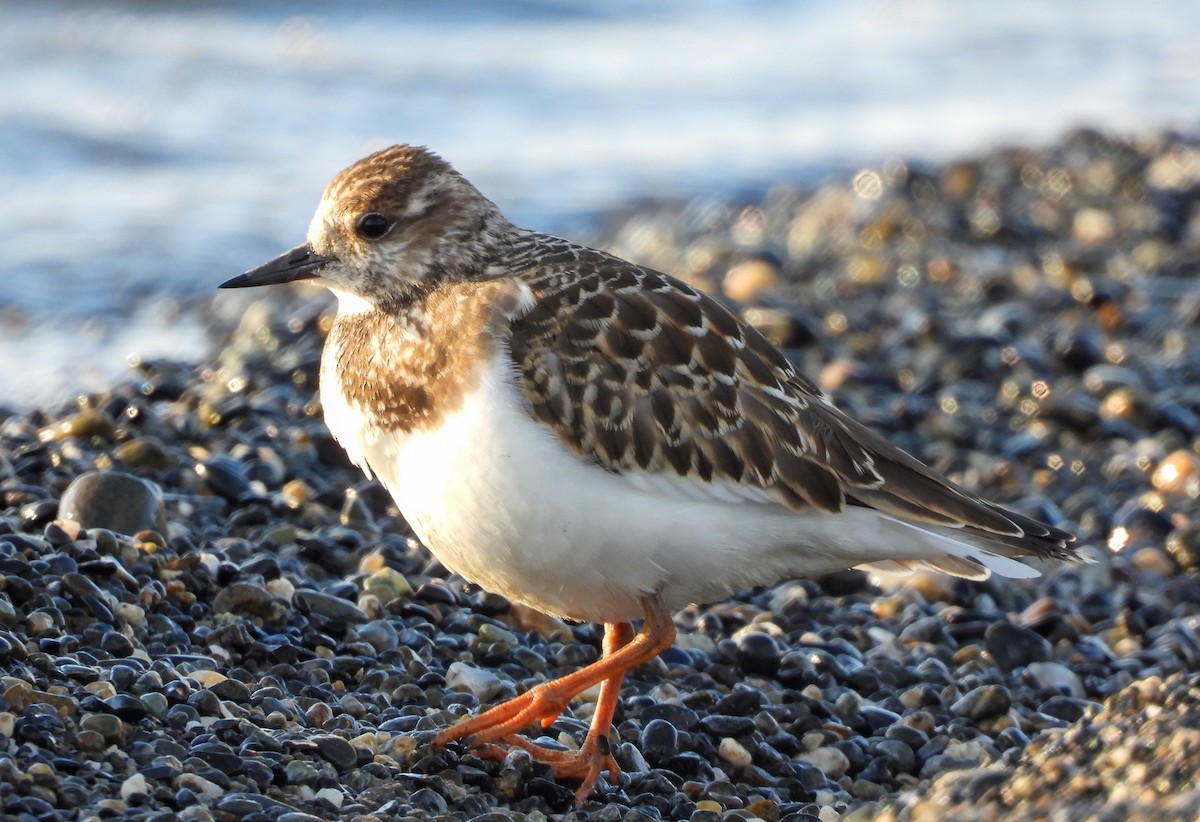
57, 470, 165, 535
294, 589, 369, 624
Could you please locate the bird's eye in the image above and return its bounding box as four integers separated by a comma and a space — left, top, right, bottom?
356, 213, 393, 241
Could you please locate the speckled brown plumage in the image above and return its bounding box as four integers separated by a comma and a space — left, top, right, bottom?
500, 233, 1075, 566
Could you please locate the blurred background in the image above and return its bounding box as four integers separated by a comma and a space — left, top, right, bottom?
2, 0, 1198, 409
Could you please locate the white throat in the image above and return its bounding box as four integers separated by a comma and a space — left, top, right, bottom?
328, 287, 375, 316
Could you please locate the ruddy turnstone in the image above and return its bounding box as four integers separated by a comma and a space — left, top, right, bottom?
221, 145, 1079, 803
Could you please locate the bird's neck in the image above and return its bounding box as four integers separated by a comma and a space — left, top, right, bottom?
323, 280, 513, 435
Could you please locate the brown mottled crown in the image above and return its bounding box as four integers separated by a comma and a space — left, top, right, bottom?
322, 145, 456, 217
500, 232, 1077, 568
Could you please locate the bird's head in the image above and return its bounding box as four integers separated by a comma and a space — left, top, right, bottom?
222, 145, 510, 310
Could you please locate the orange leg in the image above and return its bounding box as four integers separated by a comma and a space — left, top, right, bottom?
434, 595, 676, 803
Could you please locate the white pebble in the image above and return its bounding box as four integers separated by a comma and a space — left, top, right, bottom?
316, 787, 344, 808
445, 661, 503, 702
120, 773, 148, 800
796, 746, 851, 777
718, 737, 753, 769
1025, 661, 1085, 698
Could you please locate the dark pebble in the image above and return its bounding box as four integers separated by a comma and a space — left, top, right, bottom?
735, 631, 782, 676
103, 694, 148, 722
195, 456, 253, 503
699, 714, 756, 737
639, 718, 679, 759
985, 621, 1052, 671
190, 741, 243, 774
875, 739, 917, 774
209, 678, 252, 702
638, 703, 700, 730
312, 734, 358, 770
714, 687, 765, 716
100, 630, 135, 657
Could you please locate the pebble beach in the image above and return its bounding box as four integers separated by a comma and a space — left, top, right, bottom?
2, 128, 1200, 821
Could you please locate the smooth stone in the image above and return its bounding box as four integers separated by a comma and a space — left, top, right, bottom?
113, 437, 172, 470
445, 661, 503, 702
699, 714, 756, 737
638, 702, 700, 730
80, 713, 124, 742
796, 746, 851, 778
284, 759, 319, 786
734, 631, 782, 676
1024, 661, 1085, 698
120, 773, 149, 800
875, 739, 916, 774
1039, 695, 1088, 722
312, 734, 358, 770
139, 693, 169, 720
103, 694, 148, 722
639, 718, 679, 759
208, 678, 251, 703
213, 582, 287, 621
190, 741, 242, 774
952, 685, 1012, 721
985, 621, 1052, 671
57, 471, 165, 536
477, 623, 520, 646
294, 590, 369, 624
194, 457, 252, 504
718, 736, 753, 770
176, 772, 225, 799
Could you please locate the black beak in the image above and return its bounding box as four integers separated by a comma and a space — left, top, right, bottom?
220, 244, 332, 289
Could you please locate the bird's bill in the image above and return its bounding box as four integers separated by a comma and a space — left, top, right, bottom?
220, 244, 332, 289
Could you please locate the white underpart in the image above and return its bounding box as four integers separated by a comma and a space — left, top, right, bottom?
326, 286, 375, 316
322, 349, 1038, 624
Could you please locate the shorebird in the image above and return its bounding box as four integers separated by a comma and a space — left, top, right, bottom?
221, 145, 1078, 803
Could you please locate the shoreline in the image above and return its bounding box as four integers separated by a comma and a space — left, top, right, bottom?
2, 128, 1199, 820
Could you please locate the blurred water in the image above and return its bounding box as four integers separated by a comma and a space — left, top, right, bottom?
2, 0, 1198, 408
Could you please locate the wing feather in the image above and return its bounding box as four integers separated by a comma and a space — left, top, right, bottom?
503, 232, 1076, 564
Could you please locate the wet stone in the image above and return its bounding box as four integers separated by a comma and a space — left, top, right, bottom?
208, 678, 251, 702
190, 741, 242, 775
103, 694, 148, 722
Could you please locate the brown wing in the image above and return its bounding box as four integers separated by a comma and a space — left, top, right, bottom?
505, 234, 1075, 560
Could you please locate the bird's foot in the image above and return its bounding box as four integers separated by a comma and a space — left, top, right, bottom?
433, 681, 572, 749
475, 732, 621, 804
